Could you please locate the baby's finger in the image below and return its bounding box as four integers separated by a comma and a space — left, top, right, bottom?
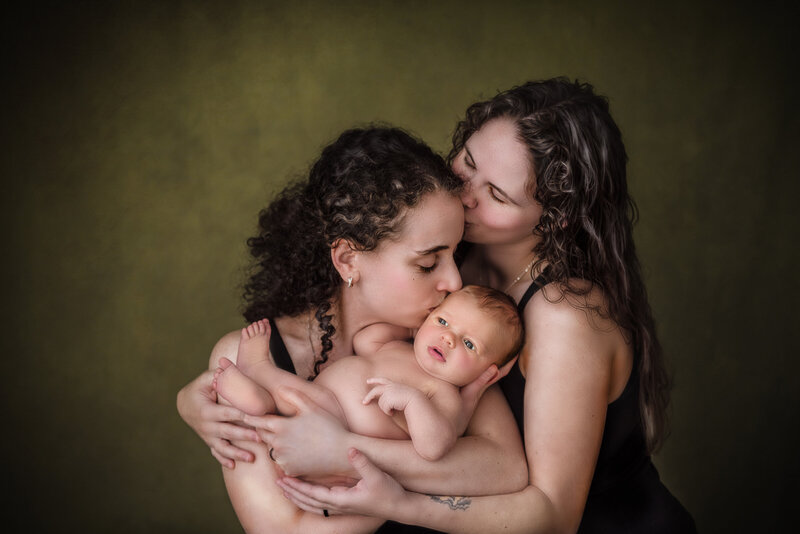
362, 385, 384, 405
377, 397, 396, 416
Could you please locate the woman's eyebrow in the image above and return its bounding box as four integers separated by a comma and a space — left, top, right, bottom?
415, 245, 449, 256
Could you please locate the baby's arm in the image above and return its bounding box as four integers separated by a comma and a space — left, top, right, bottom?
362, 378, 460, 461
352, 323, 413, 356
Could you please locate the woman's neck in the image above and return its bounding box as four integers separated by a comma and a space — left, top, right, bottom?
276, 286, 387, 377
272, 295, 359, 378
478, 236, 543, 290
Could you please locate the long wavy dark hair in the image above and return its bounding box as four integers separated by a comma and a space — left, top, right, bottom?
243, 126, 462, 376
449, 78, 670, 453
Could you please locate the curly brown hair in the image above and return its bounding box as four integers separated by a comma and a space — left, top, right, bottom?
449, 78, 671, 453
244, 126, 462, 376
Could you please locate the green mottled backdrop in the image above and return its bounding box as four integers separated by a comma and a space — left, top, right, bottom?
3, 1, 797, 532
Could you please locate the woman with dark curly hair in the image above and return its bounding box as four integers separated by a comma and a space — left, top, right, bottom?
275, 79, 697, 533
177, 126, 528, 533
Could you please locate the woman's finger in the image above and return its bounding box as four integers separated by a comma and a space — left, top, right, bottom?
274, 386, 318, 413
279, 475, 337, 502
211, 448, 235, 469
208, 436, 256, 462
277, 478, 334, 513
347, 448, 382, 480
241, 413, 283, 432
285, 493, 324, 515
199, 401, 247, 425
459, 364, 499, 406
217, 421, 260, 442
496, 355, 519, 379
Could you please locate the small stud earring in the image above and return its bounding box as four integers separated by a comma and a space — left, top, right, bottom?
347, 276, 353, 288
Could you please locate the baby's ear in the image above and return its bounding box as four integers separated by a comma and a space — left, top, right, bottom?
330, 239, 361, 286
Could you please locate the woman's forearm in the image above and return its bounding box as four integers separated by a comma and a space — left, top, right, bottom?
392, 486, 560, 534
349, 386, 527, 495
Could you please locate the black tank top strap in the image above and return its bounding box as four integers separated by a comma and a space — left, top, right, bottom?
517, 266, 551, 313
501, 266, 551, 432
268, 318, 296, 375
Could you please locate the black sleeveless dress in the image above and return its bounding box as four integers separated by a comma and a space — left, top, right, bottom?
500, 276, 697, 533
268, 320, 443, 534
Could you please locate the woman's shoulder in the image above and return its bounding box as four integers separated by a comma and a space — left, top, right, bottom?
521, 279, 632, 398
208, 329, 242, 368
522, 280, 622, 362
526, 278, 616, 330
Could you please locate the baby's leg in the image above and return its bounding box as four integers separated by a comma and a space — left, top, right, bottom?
215, 319, 346, 423
213, 356, 277, 415
213, 320, 277, 415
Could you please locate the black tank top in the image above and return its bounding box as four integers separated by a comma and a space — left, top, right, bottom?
500, 278, 696, 533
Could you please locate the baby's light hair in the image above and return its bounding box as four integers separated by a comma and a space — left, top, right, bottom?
457, 285, 524, 365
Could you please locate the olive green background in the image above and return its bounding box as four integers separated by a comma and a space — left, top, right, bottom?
3, 1, 797, 532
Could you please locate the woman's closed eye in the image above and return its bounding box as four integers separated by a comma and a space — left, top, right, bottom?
488, 185, 506, 204
417, 262, 438, 273
464, 152, 476, 170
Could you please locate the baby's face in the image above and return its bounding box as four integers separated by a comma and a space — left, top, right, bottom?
413, 291, 506, 387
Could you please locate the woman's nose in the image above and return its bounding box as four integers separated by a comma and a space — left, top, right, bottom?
437, 261, 462, 293
460, 183, 477, 209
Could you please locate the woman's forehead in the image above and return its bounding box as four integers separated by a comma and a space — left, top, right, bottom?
392, 191, 464, 250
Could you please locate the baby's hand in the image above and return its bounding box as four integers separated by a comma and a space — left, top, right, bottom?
362, 377, 420, 416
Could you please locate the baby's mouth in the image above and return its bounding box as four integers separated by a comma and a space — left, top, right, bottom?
428, 346, 446, 362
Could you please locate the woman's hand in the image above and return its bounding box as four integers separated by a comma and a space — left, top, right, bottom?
176, 369, 260, 469
456, 357, 517, 433
277, 448, 409, 520
243, 387, 354, 477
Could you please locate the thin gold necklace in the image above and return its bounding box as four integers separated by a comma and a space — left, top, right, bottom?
505, 258, 536, 293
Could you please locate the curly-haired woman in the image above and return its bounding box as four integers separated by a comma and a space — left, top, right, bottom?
272, 80, 697, 533
177, 126, 528, 533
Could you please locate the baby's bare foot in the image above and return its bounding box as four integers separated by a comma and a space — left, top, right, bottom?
214, 359, 274, 415
237, 319, 271, 373
211, 358, 234, 391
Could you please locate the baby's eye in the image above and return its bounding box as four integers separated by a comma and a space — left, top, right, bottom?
464, 339, 475, 351
437, 317, 448, 326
